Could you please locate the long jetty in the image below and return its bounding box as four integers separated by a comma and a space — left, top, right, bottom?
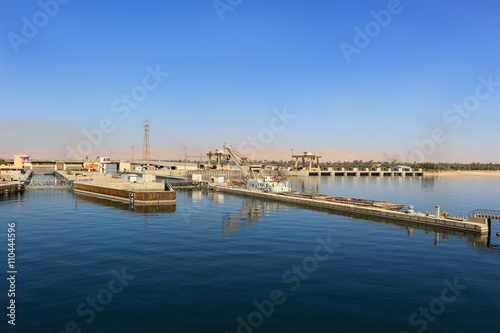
209, 184, 490, 234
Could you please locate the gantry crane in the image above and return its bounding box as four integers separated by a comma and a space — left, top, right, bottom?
206, 149, 231, 170
292, 152, 322, 171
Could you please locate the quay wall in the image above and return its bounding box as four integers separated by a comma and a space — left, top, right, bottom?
0, 182, 24, 195
211, 185, 488, 234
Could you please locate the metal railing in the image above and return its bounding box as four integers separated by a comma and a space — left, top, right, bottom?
26, 179, 74, 187
469, 209, 500, 220
427, 208, 500, 220
448, 211, 470, 219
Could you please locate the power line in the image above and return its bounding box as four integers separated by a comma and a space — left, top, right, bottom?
142, 120, 150, 160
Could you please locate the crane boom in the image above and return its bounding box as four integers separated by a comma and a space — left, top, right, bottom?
90, 156, 100, 165
223, 143, 255, 180
83, 156, 100, 171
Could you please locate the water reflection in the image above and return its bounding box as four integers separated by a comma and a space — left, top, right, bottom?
289, 176, 428, 195
193, 189, 225, 204
288, 176, 319, 194
421, 176, 436, 189
221, 197, 285, 236
468, 242, 500, 256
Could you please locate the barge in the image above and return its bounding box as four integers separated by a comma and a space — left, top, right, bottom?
74, 181, 175, 206
56, 171, 176, 206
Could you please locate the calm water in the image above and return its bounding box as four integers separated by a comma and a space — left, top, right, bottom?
1, 176, 500, 333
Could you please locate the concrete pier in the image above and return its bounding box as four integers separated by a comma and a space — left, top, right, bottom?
0, 170, 32, 195
209, 185, 488, 234
56, 171, 176, 206
74, 182, 176, 206
0, 182, 25, 195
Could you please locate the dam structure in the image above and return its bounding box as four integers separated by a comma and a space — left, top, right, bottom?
285, 166, 425, 177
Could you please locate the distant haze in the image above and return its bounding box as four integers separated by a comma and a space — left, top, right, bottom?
0, 147, 491, 164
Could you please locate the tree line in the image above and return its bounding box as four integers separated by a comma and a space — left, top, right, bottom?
244, 159, 500, 171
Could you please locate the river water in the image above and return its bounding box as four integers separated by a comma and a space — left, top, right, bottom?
1, 175, 499, 332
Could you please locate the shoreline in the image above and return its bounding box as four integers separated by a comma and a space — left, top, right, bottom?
425, 170, 500, 177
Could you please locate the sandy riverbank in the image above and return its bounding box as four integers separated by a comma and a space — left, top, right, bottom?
425, 170, 500, 177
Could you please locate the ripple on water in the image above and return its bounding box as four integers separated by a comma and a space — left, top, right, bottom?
1, 179, 499, 333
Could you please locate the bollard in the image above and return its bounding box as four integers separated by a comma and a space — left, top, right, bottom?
435, 205, 441, 218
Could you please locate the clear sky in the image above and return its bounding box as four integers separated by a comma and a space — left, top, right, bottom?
1, 0, 499, 162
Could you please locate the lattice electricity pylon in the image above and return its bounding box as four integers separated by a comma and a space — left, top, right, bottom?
142, 120, 150, 161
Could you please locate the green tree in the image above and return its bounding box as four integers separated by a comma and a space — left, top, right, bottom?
419, 163, 436, 170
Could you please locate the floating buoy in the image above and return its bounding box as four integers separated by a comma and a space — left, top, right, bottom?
497, 232, 500, 237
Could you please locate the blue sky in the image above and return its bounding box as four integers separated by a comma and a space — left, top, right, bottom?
1, 0, 499, 161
